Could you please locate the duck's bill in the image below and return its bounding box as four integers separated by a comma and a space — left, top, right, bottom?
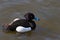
34, 17, 40, 21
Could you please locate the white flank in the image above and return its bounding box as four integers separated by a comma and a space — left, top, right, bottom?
16, 26, 31, 32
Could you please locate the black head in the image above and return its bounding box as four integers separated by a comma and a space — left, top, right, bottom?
24, 12, 35, 21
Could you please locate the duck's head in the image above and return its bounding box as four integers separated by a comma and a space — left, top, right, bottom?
24, 12, 40, 21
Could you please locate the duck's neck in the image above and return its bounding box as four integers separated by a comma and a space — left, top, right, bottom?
28, 20, 36, 30
27, 20, 33, 22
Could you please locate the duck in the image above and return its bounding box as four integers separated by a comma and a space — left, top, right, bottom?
2, 12, 40, 32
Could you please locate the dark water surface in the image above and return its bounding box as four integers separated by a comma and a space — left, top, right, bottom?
0, 0, 60, 40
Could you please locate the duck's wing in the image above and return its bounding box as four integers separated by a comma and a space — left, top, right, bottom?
9, 18, 20, 25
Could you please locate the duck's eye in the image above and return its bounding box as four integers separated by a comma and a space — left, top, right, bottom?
31, 16, 32, 17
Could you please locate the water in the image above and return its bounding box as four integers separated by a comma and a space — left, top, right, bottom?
0, 0, 60, 40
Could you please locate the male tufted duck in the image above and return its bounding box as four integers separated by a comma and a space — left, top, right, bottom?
3, 12, 40, 32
